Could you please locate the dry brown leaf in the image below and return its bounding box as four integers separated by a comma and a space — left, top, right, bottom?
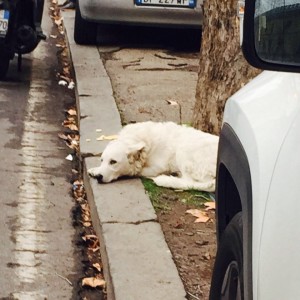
66, 124, 78, 131
67, 134, 79, 141
91, 246, 100, 253
82, 234, 98, 242
186, 209, 210, 223
82, 221, 92, 227
82, 214, 91, 222
63, 66, 70, 75
204, 201, 216, 211
54, 18, 62, 26
82, 276, 106, 288
93, 263, 102, 272
58, 133, 68, 140
60, 75, 71, 82
67, 108, 77, 116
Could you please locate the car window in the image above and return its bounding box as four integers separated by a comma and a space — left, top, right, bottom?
254, 0, 300, 65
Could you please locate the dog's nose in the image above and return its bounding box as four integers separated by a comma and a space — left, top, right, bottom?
95, 174, 103, 183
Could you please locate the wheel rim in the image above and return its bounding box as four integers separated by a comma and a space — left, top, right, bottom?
220, 261, 242, 300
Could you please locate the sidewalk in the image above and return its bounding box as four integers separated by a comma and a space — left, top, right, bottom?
61, 11, 187, 300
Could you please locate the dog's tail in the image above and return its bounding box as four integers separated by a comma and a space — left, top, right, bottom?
152, 175, 215, 192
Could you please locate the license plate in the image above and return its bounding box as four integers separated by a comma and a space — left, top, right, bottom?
0, 10, 9, 37
135, 0, 195, 8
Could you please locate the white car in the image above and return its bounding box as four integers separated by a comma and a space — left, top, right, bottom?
74, 0, 203, 44
209, 1, 300, 300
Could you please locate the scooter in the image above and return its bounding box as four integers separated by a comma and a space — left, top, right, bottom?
0, 0, 46, 80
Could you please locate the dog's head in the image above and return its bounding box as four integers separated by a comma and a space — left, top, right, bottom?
95, 139, 146, 183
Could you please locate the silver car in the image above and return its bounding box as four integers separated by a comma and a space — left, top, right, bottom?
74, 0, 203, 44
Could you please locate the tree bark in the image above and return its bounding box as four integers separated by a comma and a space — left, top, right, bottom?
193, 0, 261, 135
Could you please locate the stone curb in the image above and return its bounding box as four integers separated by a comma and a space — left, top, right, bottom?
61, 11, 187, 300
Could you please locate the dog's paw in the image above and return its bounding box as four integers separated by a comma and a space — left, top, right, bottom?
152, 175, 172, 187
88, 167, 101, 177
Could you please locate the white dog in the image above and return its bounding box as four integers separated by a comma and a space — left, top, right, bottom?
88, 121, 219, 192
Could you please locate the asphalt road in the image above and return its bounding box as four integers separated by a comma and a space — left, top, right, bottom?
0, 4, 83, 299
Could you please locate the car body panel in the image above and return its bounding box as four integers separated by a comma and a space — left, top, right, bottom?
258, 111, 300, 300
78, 0, 203, 28
223, 70, 300, 299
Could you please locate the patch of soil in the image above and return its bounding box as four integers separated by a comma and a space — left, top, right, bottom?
154, 189, 217, 300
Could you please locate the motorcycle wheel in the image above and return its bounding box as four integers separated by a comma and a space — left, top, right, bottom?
74, 2, 97, 45
0, 57, 10, 80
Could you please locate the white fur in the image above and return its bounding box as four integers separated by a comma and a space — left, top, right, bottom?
88, 121, 219, 192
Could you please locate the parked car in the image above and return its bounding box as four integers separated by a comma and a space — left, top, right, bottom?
209, 1, 300, 299
74, 0, 203, 45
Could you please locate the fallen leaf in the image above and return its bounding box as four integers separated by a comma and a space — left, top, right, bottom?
166, 100, 179, 106
204, 201, 216, 211
63, 121, 78, 131
63, 66, 70, 74
72, 169, 79, 174
58, 80, 68, 86
93, 263, 102, 272
68, 81, 75, 89
68, 134, 79, 141
58, 133, 68, 140
60, 75, 71, 82
82, 234, 98, 242
96, 135, 118, 141
82, 276, 106, 288
65, 154, 73, 161
82, 221, 92, 227
73, 179, 83, 186
186, 209, 210, 223
54, 17, 63, 26
202, 252, 211, 260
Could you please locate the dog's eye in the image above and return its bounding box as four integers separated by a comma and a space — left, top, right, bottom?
109, 159, 117, 165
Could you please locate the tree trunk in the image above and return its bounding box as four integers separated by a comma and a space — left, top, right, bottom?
193, 0, 261, 135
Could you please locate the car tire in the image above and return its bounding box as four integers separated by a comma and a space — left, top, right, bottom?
74, 2, 97, 45
209, 212, 244, 300
0, 56, 10, 80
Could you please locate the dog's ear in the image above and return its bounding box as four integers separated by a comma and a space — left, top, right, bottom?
126, 141, 146, 154
127, 141, 146, 164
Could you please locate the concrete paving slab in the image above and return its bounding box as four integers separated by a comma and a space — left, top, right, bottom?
103, 222, 186, 300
